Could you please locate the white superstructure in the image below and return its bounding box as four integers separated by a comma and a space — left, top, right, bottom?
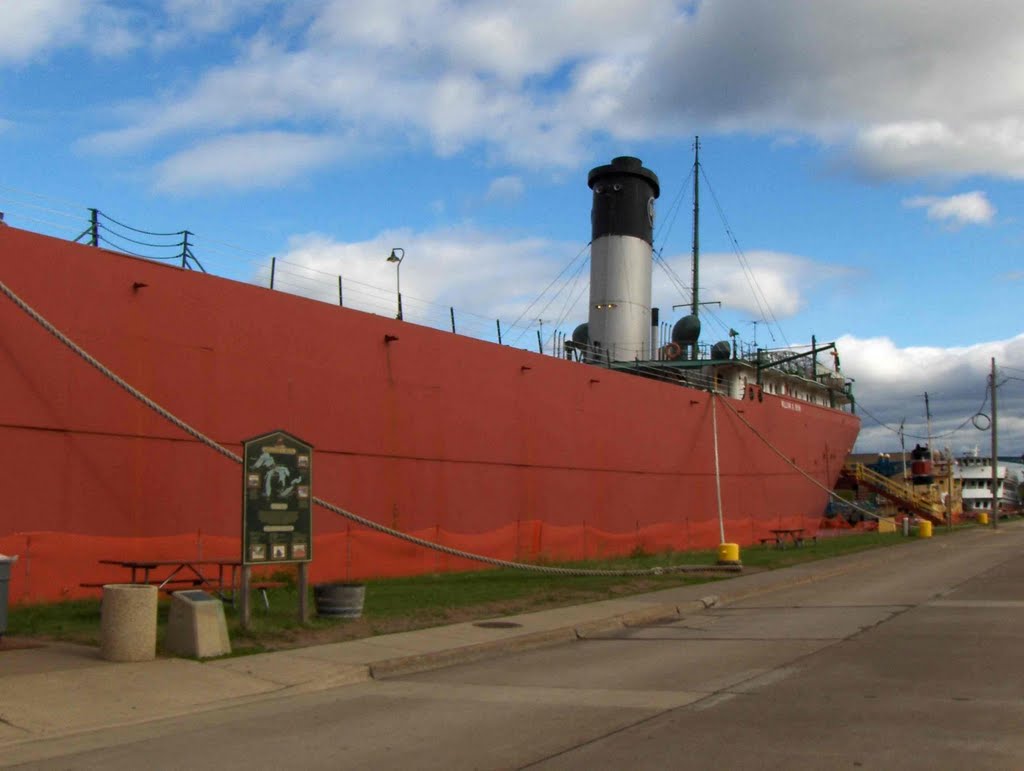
956, 450, 1022, 513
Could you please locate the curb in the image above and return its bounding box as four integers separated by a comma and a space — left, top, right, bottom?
370, 627, 578, 679
367, 547, 934, 680
371, 595, 721, 678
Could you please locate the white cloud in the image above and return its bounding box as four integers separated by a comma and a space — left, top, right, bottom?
0, 0, 282, 63
269, 225, 581, 332
853, 121, 1024, 180
77, 1, 674, 172
265, 221, 857, 360
655, 250, 853, 320
162, 0, 261, 34
153, 0, 282, 50
71, 1, 1024, 188
839, 333, 1024, 453
627, 1, 1024, 179
0, 0, 92, 62
903, 192, 996, 228
308, 0, 671, 84
0, 0, 139, 62
153, 131, 346, 193
484, 176, 525, 202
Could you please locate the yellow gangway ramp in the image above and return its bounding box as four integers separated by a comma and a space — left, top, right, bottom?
840, 463, 948, 524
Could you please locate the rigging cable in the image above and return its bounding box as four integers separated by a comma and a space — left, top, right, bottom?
714, 394, 892, 523
700, 166, 790, 349
506, 240, 592, 348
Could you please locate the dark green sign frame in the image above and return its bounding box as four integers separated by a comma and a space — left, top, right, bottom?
242, 430, 313, 566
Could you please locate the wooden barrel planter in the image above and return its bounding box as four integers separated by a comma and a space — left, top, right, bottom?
313, 583, 365, 619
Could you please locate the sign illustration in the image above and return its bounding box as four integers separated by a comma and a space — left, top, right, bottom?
242, 430, 313, 565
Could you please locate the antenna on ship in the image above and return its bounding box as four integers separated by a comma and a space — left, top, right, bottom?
745, 319, 762, 347
537, 318, 550, 354
691, 135, 700, 321
686, 136, 701, 361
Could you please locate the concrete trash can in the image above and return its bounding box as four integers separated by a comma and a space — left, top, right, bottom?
101, 584, 158, 662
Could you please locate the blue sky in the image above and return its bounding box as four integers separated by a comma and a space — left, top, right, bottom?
3, 0, 1024, 455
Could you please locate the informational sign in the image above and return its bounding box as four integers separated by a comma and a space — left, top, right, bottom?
242, 431, 313, 566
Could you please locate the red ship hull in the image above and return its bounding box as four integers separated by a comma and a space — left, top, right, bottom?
0, 227, 860, 602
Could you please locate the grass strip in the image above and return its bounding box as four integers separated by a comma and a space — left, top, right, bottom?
3, 526, 967, 655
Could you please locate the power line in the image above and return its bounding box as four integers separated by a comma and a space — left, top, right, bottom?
855, 386, 991, 442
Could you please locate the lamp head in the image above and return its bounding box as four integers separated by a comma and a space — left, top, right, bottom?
387, 248, 404, 263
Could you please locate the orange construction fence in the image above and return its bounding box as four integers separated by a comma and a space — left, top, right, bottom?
4, 515, 748, 604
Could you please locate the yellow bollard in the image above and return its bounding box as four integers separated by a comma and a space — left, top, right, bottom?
978, 512, 990, 525
717, 542, 740, 565
918, 520, 933, 538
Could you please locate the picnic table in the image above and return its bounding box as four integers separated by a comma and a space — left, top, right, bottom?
85, 558, 242, 602
761, 528, 815, 549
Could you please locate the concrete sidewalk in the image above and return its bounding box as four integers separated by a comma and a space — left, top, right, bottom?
0, 537, 959, 752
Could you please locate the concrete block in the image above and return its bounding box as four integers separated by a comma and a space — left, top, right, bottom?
101, 584, 158, 662
165, 590, 231, 659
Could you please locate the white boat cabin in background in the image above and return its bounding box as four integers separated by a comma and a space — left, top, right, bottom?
957, 449, 1023, 515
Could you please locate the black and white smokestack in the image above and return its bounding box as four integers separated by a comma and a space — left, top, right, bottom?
586, 156, 660, 362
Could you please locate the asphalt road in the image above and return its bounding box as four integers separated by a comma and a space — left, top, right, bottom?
11, 527, 1024, 770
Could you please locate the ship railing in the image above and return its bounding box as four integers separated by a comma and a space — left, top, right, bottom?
562, 341, 730, 394
0, 202, 567, 350
612, 360, 725, 394
0, 206, 853, 390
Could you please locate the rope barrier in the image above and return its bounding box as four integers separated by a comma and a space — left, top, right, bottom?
0, 274, 739, 577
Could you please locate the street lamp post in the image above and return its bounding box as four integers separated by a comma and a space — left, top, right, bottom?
387, 248, 405, 320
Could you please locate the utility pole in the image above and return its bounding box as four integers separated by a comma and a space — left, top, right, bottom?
945, 444, 953, 532
899, 419, 907, 481
924, 392, 933, 453
991, 357, 999, 529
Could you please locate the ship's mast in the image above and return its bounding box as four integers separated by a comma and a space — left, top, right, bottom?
691, 136, 700, 318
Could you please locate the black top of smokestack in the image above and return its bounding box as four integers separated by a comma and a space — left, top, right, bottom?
587, 157, 660, 198
588, 156, 660, 245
